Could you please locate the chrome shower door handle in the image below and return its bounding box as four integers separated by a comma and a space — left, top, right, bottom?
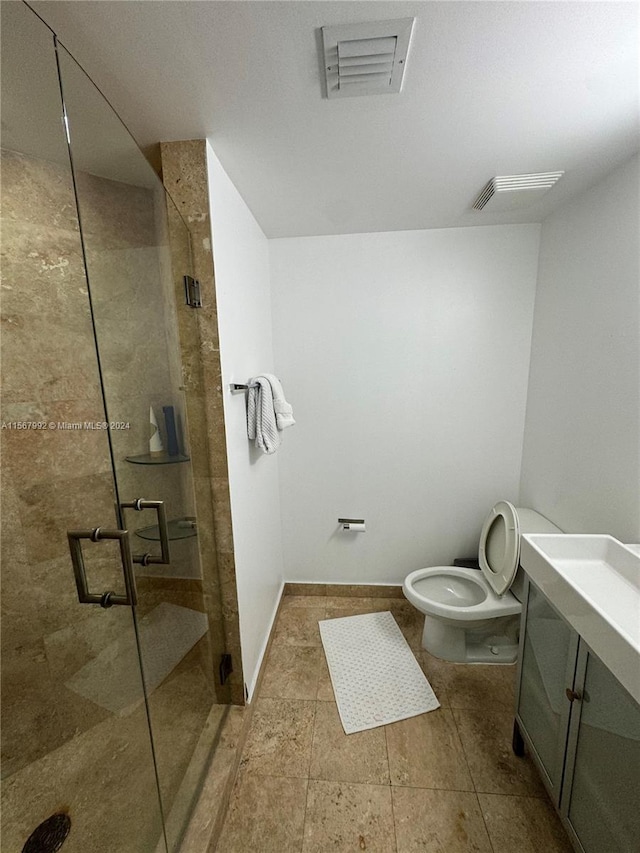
68, 527, 138, 608
120, 498, 171, 566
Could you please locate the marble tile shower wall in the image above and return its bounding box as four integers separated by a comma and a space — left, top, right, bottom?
76, 171, 204, 590
1, 148, 124, 777
70, 167, 220, 695
161, 140, 245, 705
0, 146, 222, 788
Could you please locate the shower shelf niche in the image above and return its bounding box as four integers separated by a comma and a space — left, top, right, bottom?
135, 517, 197, 541
125, 452, 190, 465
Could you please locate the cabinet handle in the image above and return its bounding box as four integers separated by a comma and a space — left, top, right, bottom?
566, 688, 582, 703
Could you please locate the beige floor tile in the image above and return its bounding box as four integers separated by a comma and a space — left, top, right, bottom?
324, 596, 395, 616
178, 706, 245, 853
478, 792, 573, 853
324, 606, 374, 620
453, 709, 546, 797
302, 780, 396, 852
443, 663, 516, 711
316, 654, 336, 702
260, 646, 323, 700
285, 583, 327, 597
389, 602, 423, 649
417, 651, 451, 708
273, 607, 326, 646
241, 698, 315, 778
419, 652, 516, 711
418, 653, 517, 712
217, 772, 308, 853
363, 585, 404, 599
386, 709, 474, 791
281, 595, 330, 610
310, 700, 390, 785
392, 787, 493, 853
324, 584, 380, 598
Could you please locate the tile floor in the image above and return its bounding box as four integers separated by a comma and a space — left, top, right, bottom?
2, 662, 220, 853
215, 594, 573, 853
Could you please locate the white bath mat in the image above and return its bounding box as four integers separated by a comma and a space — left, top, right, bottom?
65, 602, 208, 714
319, 610, 440, 734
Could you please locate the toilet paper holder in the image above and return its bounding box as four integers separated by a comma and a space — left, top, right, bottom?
338, 518, 365, 530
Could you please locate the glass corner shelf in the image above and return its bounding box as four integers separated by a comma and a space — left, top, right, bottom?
125, 452, 190, 465
135, 517, 198, 542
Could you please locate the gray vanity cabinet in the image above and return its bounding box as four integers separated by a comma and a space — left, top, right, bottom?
514, 581, 579, 802
514, 577, 640, 853
561, 646, 640, 852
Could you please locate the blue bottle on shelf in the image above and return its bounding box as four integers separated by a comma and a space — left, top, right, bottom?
163, 406, 180, 457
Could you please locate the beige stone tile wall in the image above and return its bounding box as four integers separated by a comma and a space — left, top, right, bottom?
1, 145, 232, 850
285, 582, 405, 598
1, 149, 122, 777
160, 139, 244, 705
71, 168, 222, 704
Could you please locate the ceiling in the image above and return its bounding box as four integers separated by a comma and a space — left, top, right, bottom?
30, 0, 640, 238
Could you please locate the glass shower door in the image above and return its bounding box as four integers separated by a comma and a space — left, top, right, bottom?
0, 4, 166, 851
56, 40, 227, 852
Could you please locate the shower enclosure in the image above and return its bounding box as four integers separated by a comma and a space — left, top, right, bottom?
1, 3, 229, 850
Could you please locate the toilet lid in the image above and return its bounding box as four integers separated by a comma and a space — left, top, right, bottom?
478, 501, 520, 596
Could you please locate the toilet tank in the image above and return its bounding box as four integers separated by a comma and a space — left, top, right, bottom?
511, 507, 562, 602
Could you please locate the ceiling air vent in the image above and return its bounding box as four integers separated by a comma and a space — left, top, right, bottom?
473, 172, 565, 211
322, 18, 415, 99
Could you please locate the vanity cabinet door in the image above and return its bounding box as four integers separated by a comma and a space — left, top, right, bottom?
515, 580, 579, 803
561, 644, 640, 853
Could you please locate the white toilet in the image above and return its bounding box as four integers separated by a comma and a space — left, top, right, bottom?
403, 501, 561, 664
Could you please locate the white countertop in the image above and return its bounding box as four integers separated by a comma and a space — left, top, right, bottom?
521, 534, 640, 705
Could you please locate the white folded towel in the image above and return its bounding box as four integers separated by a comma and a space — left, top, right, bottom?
246, 374, 295, 454
262, 373, 296, 431
247, 377, 280, 454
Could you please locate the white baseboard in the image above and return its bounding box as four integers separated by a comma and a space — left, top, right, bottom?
245, 579, 285, 702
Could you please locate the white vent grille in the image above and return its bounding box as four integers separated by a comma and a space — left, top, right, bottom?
473, 172, 565, 211
322, 19, 415, 99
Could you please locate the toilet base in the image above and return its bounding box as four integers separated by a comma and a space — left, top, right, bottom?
421, 613, 519, 664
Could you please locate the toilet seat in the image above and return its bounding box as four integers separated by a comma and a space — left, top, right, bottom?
479, 500, 520, 596
403, 566, 522, 622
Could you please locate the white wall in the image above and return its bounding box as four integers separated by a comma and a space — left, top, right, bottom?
269, 225, 541, 583
206, 142, 284, 699
520, 155, 640, 541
